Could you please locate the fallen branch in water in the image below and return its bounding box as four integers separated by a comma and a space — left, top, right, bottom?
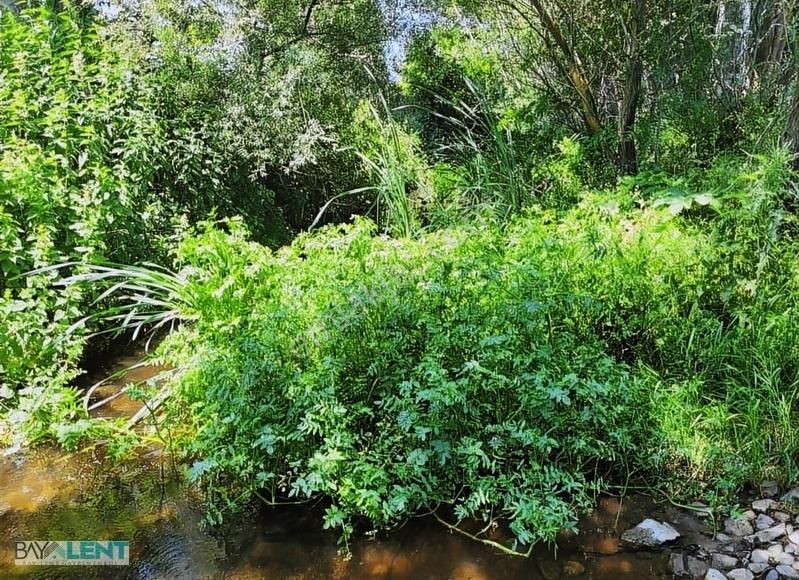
433, 512, 534, 558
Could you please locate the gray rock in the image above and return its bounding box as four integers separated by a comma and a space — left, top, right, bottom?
758, 514, 777, 530
621, 518, 680, 548
748, 562, 769, 574
743, 510, 758, 521
776, 564, 799, 578
756, 523, 787, 544
727, 568, 755, 580
752, 549, 771, 563
782, 488, 799, 503
788, 531, 799, 545
761, 481, 781, 498
716, 532, 733, 542
726, 516, 755, 537
710, 553, 738, 569
764, 569, 780, 580
785, 543, 797, 554
753, 499, 777, 513
705, 569, 727, 580
774, 511, 792, 523
777, 553, 794, 566
768, 543, 785, 558
671, 553, 709, 578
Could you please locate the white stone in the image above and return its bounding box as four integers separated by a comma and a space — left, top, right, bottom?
705, 569, 727, 580
768, 543, 785, 559
776, 564, 799, 579
750, 549, 770, 563
747, 562, 769, 574
621, 519, 680, 548
777, 552, 795, 566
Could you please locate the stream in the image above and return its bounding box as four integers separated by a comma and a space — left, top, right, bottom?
0, 348, 699, 579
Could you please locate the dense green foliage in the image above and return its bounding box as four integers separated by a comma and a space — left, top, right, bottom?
3, 0, 799, 556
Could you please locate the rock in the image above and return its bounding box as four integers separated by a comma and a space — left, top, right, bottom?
776, 553, 794, 566
725, 516, 755, 537
782, 488, 799, 503
562, 561, 585, 576
716, 532, 733, 542
671, 553, 709, 578
788, 531, 799, 545
764, 569, 780, 580
768, 543, 785, 558
758, 514, 777, 530
727, 568, 755, 580
748, 562, 769, 574
752, 549, 771, 563
785, 543, 796, 554
538, 559, 561, 580
753, 499, 777, 513
743, 510, 757, 521
762, 481, 781, 498
621, 519, 680, 548
755, 523, 787, 544
776, 564, 799, 578
711, 553, 738, 569
774, 512, 792, 523
705, 570, 727, 580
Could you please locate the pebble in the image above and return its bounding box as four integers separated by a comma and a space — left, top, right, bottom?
776, 552, 794, 566
776, 564, 799, 578
743, 509, 757, 521
764, 569, 780, 580
727, 568, 754, 580
773, 511, 792, 523
705, 570, 726, 580
562, 560, 585, 576
725, 516, 755, 537
782, 488, 799, 503
671, 553, 708, 578
788, 531, 799, 545
786, 543, 797, 554
753, 499, 777, 513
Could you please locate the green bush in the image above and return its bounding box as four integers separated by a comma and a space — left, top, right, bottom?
0, 5, 170, 426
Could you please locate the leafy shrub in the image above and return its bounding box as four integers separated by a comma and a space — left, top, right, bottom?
0, 5, 171, 425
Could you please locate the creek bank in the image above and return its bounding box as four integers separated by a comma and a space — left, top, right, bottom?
618, 484, 799, 580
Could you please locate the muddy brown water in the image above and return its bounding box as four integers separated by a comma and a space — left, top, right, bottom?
0, 348, 702, 579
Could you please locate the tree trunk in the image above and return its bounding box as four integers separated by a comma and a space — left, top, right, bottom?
619, 0, 646, 174
528, 0, 603, 134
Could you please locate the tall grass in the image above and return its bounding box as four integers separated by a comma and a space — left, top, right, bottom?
409, 78, 528, 219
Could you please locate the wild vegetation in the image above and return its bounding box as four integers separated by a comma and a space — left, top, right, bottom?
2, 0, 799, 554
